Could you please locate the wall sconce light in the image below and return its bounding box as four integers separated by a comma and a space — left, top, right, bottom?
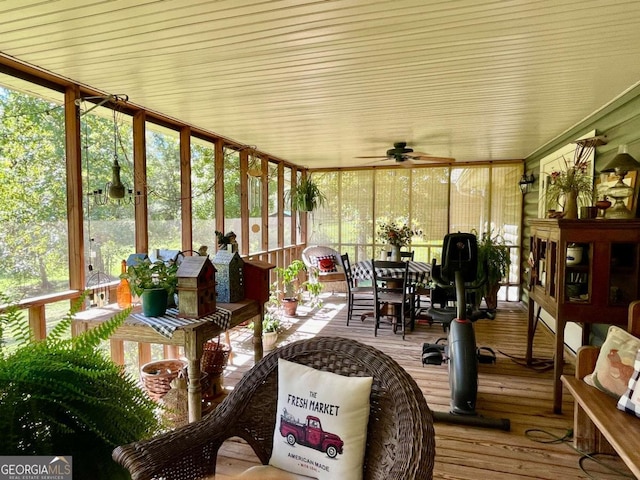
599, 144, 640, 218
518, 172, 535, 194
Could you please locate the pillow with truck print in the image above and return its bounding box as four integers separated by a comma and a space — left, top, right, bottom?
269, 358, 373, 480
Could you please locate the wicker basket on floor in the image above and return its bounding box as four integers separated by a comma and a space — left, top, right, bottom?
140, 359, 188, 401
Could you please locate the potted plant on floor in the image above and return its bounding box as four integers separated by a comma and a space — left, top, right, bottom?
474, 229, 511, 311
272, 260, 325, 316
121, 258, 178, 317
273, 259, 308, 316
0, 292, 162, 480
261, 312, 282, 350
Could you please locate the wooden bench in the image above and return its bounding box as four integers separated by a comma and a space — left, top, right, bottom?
561, 300, 640, 478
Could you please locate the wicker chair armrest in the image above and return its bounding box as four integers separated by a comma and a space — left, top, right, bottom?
113, 398, 254, 480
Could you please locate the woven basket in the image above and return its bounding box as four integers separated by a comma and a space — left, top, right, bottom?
140, 359, 188, 401
201, 338, 231, 377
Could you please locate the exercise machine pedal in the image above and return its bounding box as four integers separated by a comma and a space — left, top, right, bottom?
421, 342, 445, 366
477, 346, 496, 364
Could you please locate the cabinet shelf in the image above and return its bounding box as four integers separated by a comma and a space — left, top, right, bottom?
527, 218, 640, 413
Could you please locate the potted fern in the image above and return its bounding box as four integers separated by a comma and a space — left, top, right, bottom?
0, 292, 162, 479
288, 176, 327, 212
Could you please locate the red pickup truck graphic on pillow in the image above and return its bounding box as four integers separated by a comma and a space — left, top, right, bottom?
279, 414, 344, 458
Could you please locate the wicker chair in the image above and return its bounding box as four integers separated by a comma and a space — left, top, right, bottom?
301, 245, 347, 292
113, 337, 436, 480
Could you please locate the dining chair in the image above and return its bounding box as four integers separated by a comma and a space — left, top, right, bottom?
341, 253, 374, 325
398, 251, 425, 324
372, 259, 412, 339
400, 251, 415, 261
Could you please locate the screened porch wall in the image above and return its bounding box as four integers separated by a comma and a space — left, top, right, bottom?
309, 163, 523, 301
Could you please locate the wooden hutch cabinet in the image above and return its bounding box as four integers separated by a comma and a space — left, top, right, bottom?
527, 218, 640, 413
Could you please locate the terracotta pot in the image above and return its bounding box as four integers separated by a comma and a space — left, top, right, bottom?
282, 298, 298, 316
484, 284, 500, 311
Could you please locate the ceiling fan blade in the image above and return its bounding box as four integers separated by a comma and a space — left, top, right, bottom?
408, 154, 455, 162
354, 155, 390, 159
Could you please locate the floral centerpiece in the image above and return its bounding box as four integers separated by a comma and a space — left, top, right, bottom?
546, 141, 596, 219
376, 218, 423, 247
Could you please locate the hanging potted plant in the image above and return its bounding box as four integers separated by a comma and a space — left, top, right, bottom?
474, 229, 511, 311
288, 176, 327, 212
120, 258, 178, 317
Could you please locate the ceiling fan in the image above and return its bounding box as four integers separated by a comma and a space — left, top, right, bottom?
355, 142, 455, 164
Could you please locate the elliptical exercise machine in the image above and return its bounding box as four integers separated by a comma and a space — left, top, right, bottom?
422, 232, 510, 431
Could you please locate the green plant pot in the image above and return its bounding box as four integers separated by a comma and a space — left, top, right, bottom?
141, 288, 168, 317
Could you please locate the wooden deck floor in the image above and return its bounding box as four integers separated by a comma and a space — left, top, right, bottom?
209, 294, 633, 479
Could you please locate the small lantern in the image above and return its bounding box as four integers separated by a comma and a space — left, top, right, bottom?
176, 256, 217, 318
213, 250, 244, 303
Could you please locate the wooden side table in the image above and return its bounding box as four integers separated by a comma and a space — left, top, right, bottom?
72, 299, 261, 422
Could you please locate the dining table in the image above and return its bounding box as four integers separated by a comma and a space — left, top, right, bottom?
351, 260, 432, 328
352, 259, 432, 284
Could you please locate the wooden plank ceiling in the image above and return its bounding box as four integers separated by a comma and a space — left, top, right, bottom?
1, 0, 640, 169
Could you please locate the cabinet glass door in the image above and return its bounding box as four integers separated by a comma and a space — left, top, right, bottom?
609, 242, 639, 306
565, 242, 590, 303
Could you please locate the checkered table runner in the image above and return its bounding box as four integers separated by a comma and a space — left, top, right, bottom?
352, 260, 431, 283
130, 307, 232, 338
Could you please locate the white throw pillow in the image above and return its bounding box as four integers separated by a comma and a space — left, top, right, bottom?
269, 358, 373, 480
584, 325, 640, 398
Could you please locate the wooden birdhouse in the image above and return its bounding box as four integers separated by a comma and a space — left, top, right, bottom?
243, 259, 275, 305
176, 256, 217, 318
213, 250, 244, 303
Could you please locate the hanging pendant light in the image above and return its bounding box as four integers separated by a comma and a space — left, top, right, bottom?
109, 157, 126, 199
82, 94, 141, 206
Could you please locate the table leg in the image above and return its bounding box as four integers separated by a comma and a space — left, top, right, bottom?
253, 306, 264, 363
110, 339, 125, 365
526, 298, 535, 365
553, 317, 566, 414
185, 333, 202, 423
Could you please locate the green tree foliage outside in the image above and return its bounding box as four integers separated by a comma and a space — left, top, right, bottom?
0, 89, 69, 298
